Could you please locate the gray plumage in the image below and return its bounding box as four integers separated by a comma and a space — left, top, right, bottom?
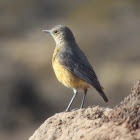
56, 44, 108, 102
42, 25, 108, 111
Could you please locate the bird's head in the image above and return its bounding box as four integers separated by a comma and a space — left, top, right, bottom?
42, 25, 76, 45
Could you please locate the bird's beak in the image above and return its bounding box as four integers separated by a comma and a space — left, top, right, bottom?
42, 30, 50, 33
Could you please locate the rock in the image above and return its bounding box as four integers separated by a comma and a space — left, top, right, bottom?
29, 81, 140, 140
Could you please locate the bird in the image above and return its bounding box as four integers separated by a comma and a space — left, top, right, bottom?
42, 25, 108, 111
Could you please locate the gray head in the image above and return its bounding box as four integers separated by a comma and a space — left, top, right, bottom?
42, 25, 76, 45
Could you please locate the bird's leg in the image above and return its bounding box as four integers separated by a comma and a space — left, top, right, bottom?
65, 89, 78, 112
80, 89, 88, 108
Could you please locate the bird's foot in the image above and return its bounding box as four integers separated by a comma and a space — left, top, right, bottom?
71, 108, 79, 111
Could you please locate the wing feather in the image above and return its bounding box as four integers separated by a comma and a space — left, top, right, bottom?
56, 47, 100, 89
56, 46, 109, 102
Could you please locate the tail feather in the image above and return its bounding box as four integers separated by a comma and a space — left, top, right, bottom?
97, 89, 109, 103
101, 86, 104, 90
90, 82, 109, 102
91, 84, 109, 102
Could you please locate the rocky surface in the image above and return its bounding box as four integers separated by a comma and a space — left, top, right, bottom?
29, 81, 140, 140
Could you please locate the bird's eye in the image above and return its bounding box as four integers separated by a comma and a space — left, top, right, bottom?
54, 30, 58, 34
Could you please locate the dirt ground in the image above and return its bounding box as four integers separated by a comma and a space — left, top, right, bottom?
29, 81, 140, 140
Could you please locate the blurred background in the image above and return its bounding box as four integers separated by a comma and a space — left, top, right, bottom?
0, 0, 140, 139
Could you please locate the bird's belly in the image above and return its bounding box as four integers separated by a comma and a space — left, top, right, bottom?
53, 58, 89, 90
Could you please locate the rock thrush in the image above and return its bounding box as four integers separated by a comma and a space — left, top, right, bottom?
42, 25, 108, 111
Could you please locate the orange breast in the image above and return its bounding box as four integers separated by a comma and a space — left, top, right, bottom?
52, 47, 90, 90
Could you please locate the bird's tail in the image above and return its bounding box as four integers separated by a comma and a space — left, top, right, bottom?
97, 88, 109, 103
91, 84, 109, 102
